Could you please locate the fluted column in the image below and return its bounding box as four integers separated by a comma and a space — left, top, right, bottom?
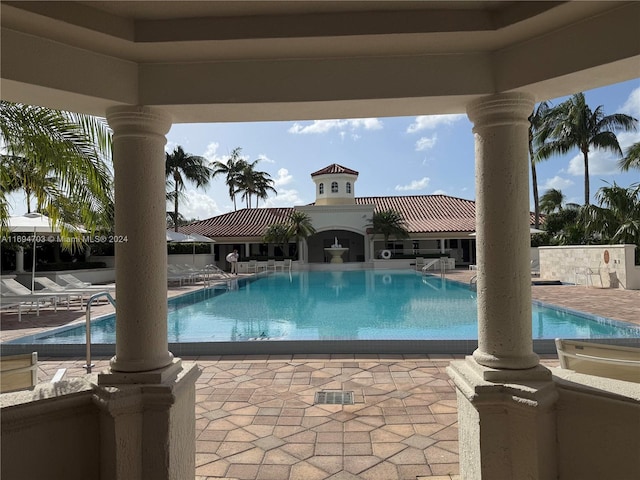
106, 106, 173, 373
467, 92, 539, 370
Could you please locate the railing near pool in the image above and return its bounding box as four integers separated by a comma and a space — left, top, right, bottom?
84, 292, 116, 373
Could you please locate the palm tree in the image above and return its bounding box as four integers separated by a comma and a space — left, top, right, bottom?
538, 92, 637, 205
619, 141, 640, 171
369, 209, 410, 248
0, 101, 113, 235
287, 211, 316, 259
254, 174, 277, 208
582, 182, 640, 248
529, 101, 552, 228
165, 146, 212, 232
262, 223, 291, 257
236, 159, 276, 208
211, 147, 245, 211
539, 188, 565, 214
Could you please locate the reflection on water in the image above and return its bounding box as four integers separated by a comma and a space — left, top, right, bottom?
17, 270, 640, 344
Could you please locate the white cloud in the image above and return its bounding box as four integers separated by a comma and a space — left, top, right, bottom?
395, 177, 430, 192
542, 176, 574, 190
415, 135, 438, 151
288, 118, 382, 135
431, 189, 447, 195
264, 189, 306, 207
567, 145, 632, 176
406, 114, 465, 133
620, 86, 640, 117
171, 189, 221, 221
274, 168, 294, 187
257, 153, 275, 164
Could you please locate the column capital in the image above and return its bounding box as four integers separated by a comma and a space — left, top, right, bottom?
466, 92, 535, 130
106, 105, 172, 138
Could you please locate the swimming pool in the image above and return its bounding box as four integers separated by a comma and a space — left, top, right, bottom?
9, 270, 640, 351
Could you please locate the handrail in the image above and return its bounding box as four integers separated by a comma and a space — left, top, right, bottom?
84, 291, 116, 373
470, 275, 478, 290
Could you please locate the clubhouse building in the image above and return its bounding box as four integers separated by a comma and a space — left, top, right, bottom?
181, 163, 532, 269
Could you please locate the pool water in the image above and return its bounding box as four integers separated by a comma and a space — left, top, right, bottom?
14, 270, 640, 344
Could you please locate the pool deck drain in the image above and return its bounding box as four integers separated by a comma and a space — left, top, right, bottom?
314, 390, 354, 405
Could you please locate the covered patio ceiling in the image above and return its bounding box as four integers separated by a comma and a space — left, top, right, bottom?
2, 1, 638, 122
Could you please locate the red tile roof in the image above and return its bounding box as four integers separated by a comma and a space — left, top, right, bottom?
179, 195, 539, 238
310, 164, 359, 177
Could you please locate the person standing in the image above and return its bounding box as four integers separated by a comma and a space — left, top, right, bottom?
226, 249, 239, 274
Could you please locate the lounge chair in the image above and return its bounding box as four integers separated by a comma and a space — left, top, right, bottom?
58, 273, 115, 291
555, 338, 640, 383
266, 259, 276, 271
414, 257, 425, 271
34, 277, 101, 308
1, 278, 71, 309
0, 352, 38, 393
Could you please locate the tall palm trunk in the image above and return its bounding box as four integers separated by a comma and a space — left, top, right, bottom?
582, 149, 590, 205
173, 171, 180, 231
529, 133, 540, 228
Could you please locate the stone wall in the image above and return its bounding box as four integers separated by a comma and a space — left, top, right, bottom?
539, 245, 639, 290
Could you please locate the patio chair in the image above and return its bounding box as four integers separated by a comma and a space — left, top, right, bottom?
0, 352, 38, 393
247, 260, 259, 273
278, 259, 292, 271
555, 338, 640, 383
266, 259, 276, 271
58, 273, 115, 291
414, 257, 425, 271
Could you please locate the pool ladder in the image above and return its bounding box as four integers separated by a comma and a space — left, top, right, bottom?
84, 292, 116, 374
470, 275, 478, 290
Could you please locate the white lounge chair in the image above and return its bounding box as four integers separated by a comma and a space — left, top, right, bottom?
1, 278, 71, 309
555, 338, 640, 383
266, 259, 276, 271
247, 260, 259, 273
34, 277, 101, 307
58, 273, 115, 291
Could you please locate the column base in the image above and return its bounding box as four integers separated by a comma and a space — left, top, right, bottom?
447, 356, 558, 480
93, 360, 201, 480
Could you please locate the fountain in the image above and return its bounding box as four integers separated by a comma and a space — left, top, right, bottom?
324, 237, 349, 263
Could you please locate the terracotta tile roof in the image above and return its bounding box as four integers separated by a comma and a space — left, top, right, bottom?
179, 195, 539, 238
355, 195, 477, 233
310, 164, 359, 177
180, 208, 294, 238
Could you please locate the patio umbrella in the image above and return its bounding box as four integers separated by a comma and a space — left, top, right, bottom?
166, 230, 215, 264
7, 213, 87, 291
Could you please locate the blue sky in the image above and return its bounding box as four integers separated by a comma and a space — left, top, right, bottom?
4, 79, 639, 220
166, 78, 640, 221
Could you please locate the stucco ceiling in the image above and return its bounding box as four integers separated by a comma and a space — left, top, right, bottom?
1, 1, 638, 122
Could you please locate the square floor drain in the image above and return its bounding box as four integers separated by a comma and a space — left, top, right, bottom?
315, 390, 354, 405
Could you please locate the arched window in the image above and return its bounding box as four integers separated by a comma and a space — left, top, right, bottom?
331, 181, 338, 193
346, 182, 352, 194
319, 183, 324, 194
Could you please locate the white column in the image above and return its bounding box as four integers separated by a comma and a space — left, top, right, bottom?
447, 93, 557, 480
467, 92, 539, 370
106, 106, 174, 373
15, 247, 25, 272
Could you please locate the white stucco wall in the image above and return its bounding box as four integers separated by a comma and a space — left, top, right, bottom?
539, 245, 639, 290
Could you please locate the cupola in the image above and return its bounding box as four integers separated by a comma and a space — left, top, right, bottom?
310, 164, 358, 206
